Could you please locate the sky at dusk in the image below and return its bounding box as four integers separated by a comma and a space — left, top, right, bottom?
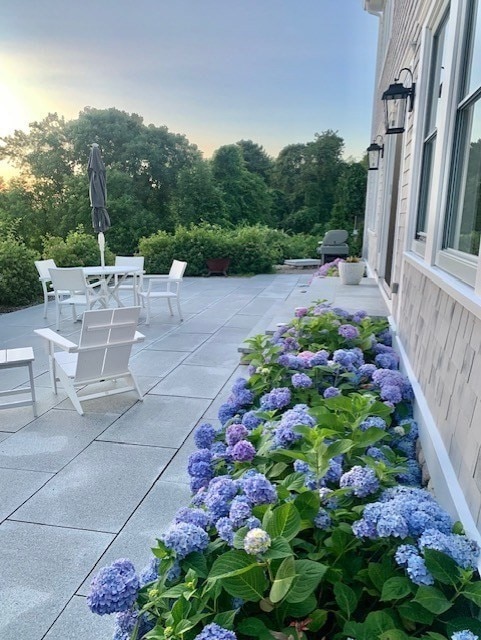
1, 0, 379, 176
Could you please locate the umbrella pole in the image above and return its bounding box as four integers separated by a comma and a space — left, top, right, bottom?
98, 232, 105, 268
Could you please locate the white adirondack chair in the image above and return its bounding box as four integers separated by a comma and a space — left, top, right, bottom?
35, 307, 144, 415
138, 259, 187, 325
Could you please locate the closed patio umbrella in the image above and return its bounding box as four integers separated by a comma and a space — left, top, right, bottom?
88, 143, 110, 267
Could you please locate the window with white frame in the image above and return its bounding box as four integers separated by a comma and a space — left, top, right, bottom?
415, 11, 449, 243
441, 0, 481, 283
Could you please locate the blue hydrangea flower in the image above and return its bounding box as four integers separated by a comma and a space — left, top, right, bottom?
338, 324, 360, 340
241, 472, 277, 505
231, 439, 256, 462
291, 372, 313, 388
242, 411, 264, 431
218, 402, 238, 425
278, 353, 302, 369
340, 465, 379, 497
314, 508, 331, 529
451, 632, 480, 640
321, 456, 344, 484
272, 404, 315, 449
324, 386, 340, 399
229, 495, 252, 527
187, 449, 213, 492
87, 559, 140, 615
161, 522, 209, 558
310, 350, 330, 366
243, 528, 271, 555
194, 622, 237, 640
113, 609, 154, 640
418, 528, 480, 570
375, 352, 399, 370
352, 310, 367, 323
226, 423, 249, 446
174, 507, 210, 530
406, 552, 434, 586
246, 516, 262, 529
139, 558, 159, 586
194, 422, 216, 449
359, 416, 386, 431
381, 384, 403, 404
397, 459, 422, 486
216, 517, 235, 546
204, 476, 238, 520
260, 387, 291, 410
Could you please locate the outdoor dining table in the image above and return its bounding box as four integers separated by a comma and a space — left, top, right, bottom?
83, 265, 143, 307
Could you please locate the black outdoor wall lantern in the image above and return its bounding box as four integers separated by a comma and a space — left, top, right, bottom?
367, 135, 384, 170
382, 68, 416, 134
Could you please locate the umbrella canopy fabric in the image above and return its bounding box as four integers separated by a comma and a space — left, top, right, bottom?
88, 144, 111, 233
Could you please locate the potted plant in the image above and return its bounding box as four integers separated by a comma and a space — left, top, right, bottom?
338, 256, 366, 285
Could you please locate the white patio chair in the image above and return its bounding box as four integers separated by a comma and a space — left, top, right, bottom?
35, 259, 59, 318
138, 259, 187, 325
49, 267, 106, 331
35, 306, 144, 415
113, 256, 145, 305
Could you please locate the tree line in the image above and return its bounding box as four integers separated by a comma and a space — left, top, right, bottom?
0, 107, 367, 256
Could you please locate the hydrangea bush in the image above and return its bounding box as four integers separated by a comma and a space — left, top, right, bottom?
88, 303, 481, 640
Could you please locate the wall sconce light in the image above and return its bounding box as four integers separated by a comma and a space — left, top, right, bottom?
367, 135, 384, 170
382, 68, 416, 134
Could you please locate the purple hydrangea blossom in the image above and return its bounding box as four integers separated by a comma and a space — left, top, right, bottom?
231, 440, 256, 462
358, 364, 377, 379
372, 369, 413, 402
260, 387, 292, 411
352, 310, 368, 323
161, 522, 209, 558
241, 472, 277, 505
278, 353, 302, 369
194, 422, 216, 449
310, 350, 330, 366
194, 623, 237, 640
375, 352, 399, 370
225, 423, 249, 446
87, 559, 140, 615
324, 386, 341, 399
291, 373, 313, 388
243, 528, 271, 555
381, 384, 403, 404
338, 324, 360, 340
272, 404, 315, 448
339, 465, 380, 498
295, 306, 308, 317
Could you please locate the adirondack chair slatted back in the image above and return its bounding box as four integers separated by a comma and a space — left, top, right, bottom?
35, 259, 57, 280
75, 307, 140, 383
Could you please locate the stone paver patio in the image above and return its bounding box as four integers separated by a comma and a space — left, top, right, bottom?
0, 273, 387, 640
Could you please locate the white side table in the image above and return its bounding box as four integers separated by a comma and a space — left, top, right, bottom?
0, 348, 37, 416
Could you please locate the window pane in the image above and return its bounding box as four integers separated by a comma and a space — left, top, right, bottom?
426, 16, 448, 134
467, 0, 481, 96
417, 136, 436, 238
446, 99, 481, 255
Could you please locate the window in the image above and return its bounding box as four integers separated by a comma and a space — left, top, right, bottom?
442, 0, 481, 273
416, 12, 449, 242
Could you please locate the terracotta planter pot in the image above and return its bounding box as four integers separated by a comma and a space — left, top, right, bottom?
338, 261, 366, 285
206, 258, 231, 276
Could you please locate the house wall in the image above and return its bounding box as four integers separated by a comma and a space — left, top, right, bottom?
397, 259, 481, 526
364, 0, 481, 534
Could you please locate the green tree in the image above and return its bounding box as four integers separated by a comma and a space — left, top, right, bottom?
236, 139, 273, 182
211, 145, 272, 225
327, 161, 367, 255
171, 159, 226, 226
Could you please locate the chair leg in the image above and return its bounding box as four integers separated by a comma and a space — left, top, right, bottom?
43, 293, 48, 318
176, 296, 183, 321
145, 297, 151, 325
56, 301, 61, 332
167, 298, 173, 316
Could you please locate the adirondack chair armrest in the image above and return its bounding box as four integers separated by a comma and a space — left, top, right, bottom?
34, 328, 78, 352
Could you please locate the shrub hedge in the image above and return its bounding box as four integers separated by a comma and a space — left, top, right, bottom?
0, 237, 40, 307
